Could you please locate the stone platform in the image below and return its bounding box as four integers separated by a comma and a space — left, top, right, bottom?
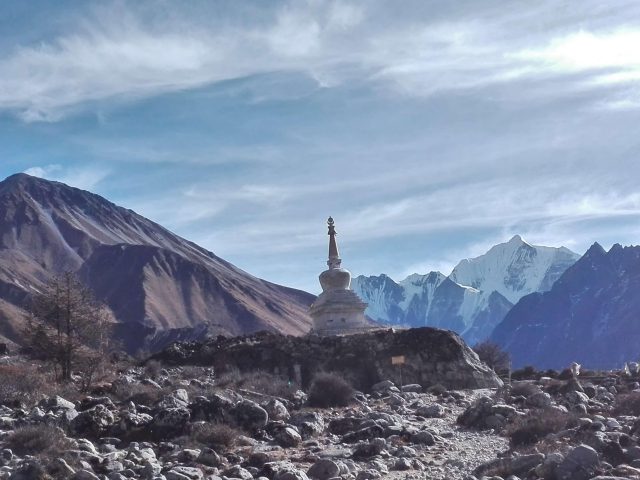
154, 327, 502, 391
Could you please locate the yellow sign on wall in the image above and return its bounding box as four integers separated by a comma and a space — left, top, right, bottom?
391, 355, 405, 365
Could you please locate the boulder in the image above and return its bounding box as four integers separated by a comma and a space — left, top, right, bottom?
307, 459, 341, 480
556, 444, 599, 480
231, 400, 268, 431
70, 404, 114, 437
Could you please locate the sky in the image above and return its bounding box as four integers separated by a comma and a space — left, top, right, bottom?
1, 0, 640, 293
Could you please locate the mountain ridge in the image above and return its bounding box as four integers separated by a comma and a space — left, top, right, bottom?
0, 173, 314, 351
352, 235, 580, 344
491, 241, 640, 369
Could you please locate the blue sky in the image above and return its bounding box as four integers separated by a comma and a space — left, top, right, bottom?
2, 0, 640, 293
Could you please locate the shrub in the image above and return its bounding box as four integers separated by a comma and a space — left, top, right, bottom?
426, 384, 448, 396
6, 425, 73, 457
0, 364, 51, 406
216, 369, 298, 401
511, 366, 538, 381
189, 422, 239, 450
144, 359, 163, 378
506, 409, 577, 447
308, 372, 355, 408
473, 341, 511, 372
614, 392, 640, 416
111, 382, 167, 406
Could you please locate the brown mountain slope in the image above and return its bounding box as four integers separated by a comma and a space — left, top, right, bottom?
0, 173, 314, 352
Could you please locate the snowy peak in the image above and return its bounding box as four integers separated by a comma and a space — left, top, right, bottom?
352, 235, 580, 344
449, 236, 580, 304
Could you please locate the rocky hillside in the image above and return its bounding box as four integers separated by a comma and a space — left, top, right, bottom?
352, 236, 579, 345
0, 347, 638, 480
0, 173, 314, 352
492, 242, 640, 369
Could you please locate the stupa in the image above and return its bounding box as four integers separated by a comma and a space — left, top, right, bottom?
309, 217, 368, 335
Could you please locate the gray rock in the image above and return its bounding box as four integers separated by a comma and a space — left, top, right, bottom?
231, 400, 269, 431
527, 392, 552, 408
40, 395, 76, 411
151, 407, 190, 436
224, 465, 253, 480
556, 444, 599, 480
474, 453, 544, 477
70, 404, 115, 437
411, 430, 436, 446
308, 459, 341, 480
272, 465, 310, 480
416, 404, 445, 418
274, 426, 302, 448
166, 466, 204, 480
394, 458, 413, 470
401, 384, 422, 393
371, 380, 396, 393
353, 441, 384, 459
263, 399, 290, 421
73, 470, 101, 480
290, 411, 325, 438
197, 447, 222, 467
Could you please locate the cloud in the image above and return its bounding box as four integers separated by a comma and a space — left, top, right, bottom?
3, 1, 640, 121
23, 164, 110, 190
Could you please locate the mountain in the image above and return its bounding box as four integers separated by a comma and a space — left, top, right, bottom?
449, 235, 580, 304
352, 235, 579, 344
492, 242, 640, 369
0, 173, 314, 352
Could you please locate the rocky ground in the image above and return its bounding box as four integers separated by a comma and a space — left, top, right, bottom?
1, 358, 640, 480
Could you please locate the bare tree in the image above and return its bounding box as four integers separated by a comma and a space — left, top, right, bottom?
473, 340, 511, 373
25, 272, 112, 384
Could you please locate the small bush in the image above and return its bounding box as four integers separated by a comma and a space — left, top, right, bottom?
473, 341, 511, 372
506, 409, 577, 447
144, 359, 163, 378
511, 366, 539, 381
308, 372, 355, 408
614, 392, 640, 416
0, 364, 51, 406
111, 382, 167, 406
6, 425, 73, 456
190, 422, 239, 450
426, 384, 448, 396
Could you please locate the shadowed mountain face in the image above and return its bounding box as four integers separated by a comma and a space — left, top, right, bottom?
0, 173, 314, 351
492, 243, 640, 369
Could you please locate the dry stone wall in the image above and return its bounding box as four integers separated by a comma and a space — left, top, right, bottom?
155, 327, 502, 391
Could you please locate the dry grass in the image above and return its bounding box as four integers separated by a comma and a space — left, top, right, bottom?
308, 372, 355, 408
0, 363, 83, 406
506, 408, 578, 448
614, 392, 640, 416
188, 422, 240, 450
6, 425, 74, 457
216, 368, 298, 400
111, 382, 168, 406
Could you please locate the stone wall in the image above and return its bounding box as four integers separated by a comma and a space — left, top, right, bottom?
154, 327, 502, 391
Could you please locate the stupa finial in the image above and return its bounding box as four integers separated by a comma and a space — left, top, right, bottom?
327, 216, 341, 269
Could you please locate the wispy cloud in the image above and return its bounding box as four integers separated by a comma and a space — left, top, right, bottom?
3, 1, 640, 121
23, 164, 110, 190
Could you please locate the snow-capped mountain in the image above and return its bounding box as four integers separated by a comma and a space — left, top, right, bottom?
352, 235, 580, 344
492, 243, 640, 369
450, 235, 580, 304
